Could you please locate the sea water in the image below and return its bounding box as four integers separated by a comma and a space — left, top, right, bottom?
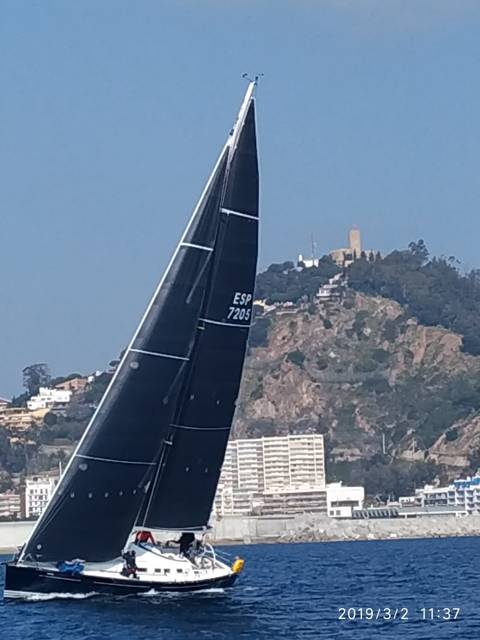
1, 537, 479, 639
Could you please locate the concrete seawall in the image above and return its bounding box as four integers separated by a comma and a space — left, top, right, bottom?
2, 514, 480, 555
0, 521, 35, 555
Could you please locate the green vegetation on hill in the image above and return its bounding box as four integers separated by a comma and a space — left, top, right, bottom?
254, 257, 340, 304
348, 240, 480, 355
3, 240, 480, 500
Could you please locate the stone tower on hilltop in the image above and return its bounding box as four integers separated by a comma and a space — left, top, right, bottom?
349, 228, 361, 256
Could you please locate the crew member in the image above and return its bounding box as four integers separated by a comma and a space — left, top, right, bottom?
135, 529, 155, 545
121, 550, 139, 579
178, 532, 195, 557
165, 532, 196, 557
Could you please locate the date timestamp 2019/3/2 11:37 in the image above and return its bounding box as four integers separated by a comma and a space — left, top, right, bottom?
338, 607, 460, 622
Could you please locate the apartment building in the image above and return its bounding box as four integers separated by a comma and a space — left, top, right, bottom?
411, 475, 480, 516
0, 492, 22, 519
214, 434, 326, 517
25, 475, 58, 518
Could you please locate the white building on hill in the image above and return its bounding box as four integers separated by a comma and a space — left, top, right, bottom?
27, 387, 72, 411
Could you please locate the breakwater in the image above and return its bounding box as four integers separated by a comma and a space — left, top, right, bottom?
0, 521, 35, 554
278, 513, 480, 543
2, 514, 480, 554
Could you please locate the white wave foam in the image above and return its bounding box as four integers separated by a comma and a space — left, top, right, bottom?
138, 589, 159, 597
25, 591, 97, 602
138, 586, 225, 598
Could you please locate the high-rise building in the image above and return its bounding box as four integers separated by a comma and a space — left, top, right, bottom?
214, 434, 326, 517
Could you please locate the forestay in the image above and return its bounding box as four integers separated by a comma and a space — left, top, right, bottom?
20, 146, 230, 563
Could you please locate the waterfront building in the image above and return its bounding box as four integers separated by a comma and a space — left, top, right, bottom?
25, 475, 58, 518
259, 486, 327, 516
326, 482, 365, 518
0, 492, 22, 519
352, 504, 467, 519
27, 387, 72, 411
399, 474, 480, 516
214, 434, 326, 517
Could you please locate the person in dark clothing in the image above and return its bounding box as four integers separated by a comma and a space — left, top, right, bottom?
165, 532, 196, 558
121, 550, 139, 579
178, 532, 195, 557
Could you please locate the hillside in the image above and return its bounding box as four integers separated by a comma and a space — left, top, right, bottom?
236, 290, 480, 496
3, 241, 480, 499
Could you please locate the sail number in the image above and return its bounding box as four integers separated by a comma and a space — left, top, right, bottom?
227, 292, 252, 321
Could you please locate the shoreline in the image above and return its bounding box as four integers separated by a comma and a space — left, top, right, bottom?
2, 530, 480, 556
2, 513, 480, 555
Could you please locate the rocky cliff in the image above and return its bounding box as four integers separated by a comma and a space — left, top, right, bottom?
234, 290, 480, 491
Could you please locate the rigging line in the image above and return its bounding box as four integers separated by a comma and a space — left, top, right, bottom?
220, 207, 258, 221
18, 145, 231, 564
185, 249, 214, 305
76, 454, 156, 467
139, 439, 172, 528
223, 81, 256, 194
129, 348, 189, 361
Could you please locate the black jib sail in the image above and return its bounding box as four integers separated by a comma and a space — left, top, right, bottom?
20, 144, 230, 563
138, 86, 259, 530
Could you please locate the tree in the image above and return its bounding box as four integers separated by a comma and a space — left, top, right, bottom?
347, 241, 480, 356
22, 363, 51, 396
408, 239, 429, 266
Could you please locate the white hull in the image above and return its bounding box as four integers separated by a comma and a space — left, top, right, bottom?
4, 543, 242, 600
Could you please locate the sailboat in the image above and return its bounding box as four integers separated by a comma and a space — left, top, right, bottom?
4, 80, 259, 600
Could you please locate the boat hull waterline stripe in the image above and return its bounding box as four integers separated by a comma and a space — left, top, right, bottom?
76, 455, 156, 467
129, 348, 189, 361
220, 207, 258, 221
199, 317, 251, 329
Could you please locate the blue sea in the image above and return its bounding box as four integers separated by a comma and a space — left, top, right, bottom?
1, 537, 479, 639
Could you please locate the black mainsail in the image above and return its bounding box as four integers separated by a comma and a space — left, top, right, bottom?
138, 89, 259, 530
20, 82, 259, 563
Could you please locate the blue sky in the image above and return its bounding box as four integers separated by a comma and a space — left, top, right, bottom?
2, 1, 480, 397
